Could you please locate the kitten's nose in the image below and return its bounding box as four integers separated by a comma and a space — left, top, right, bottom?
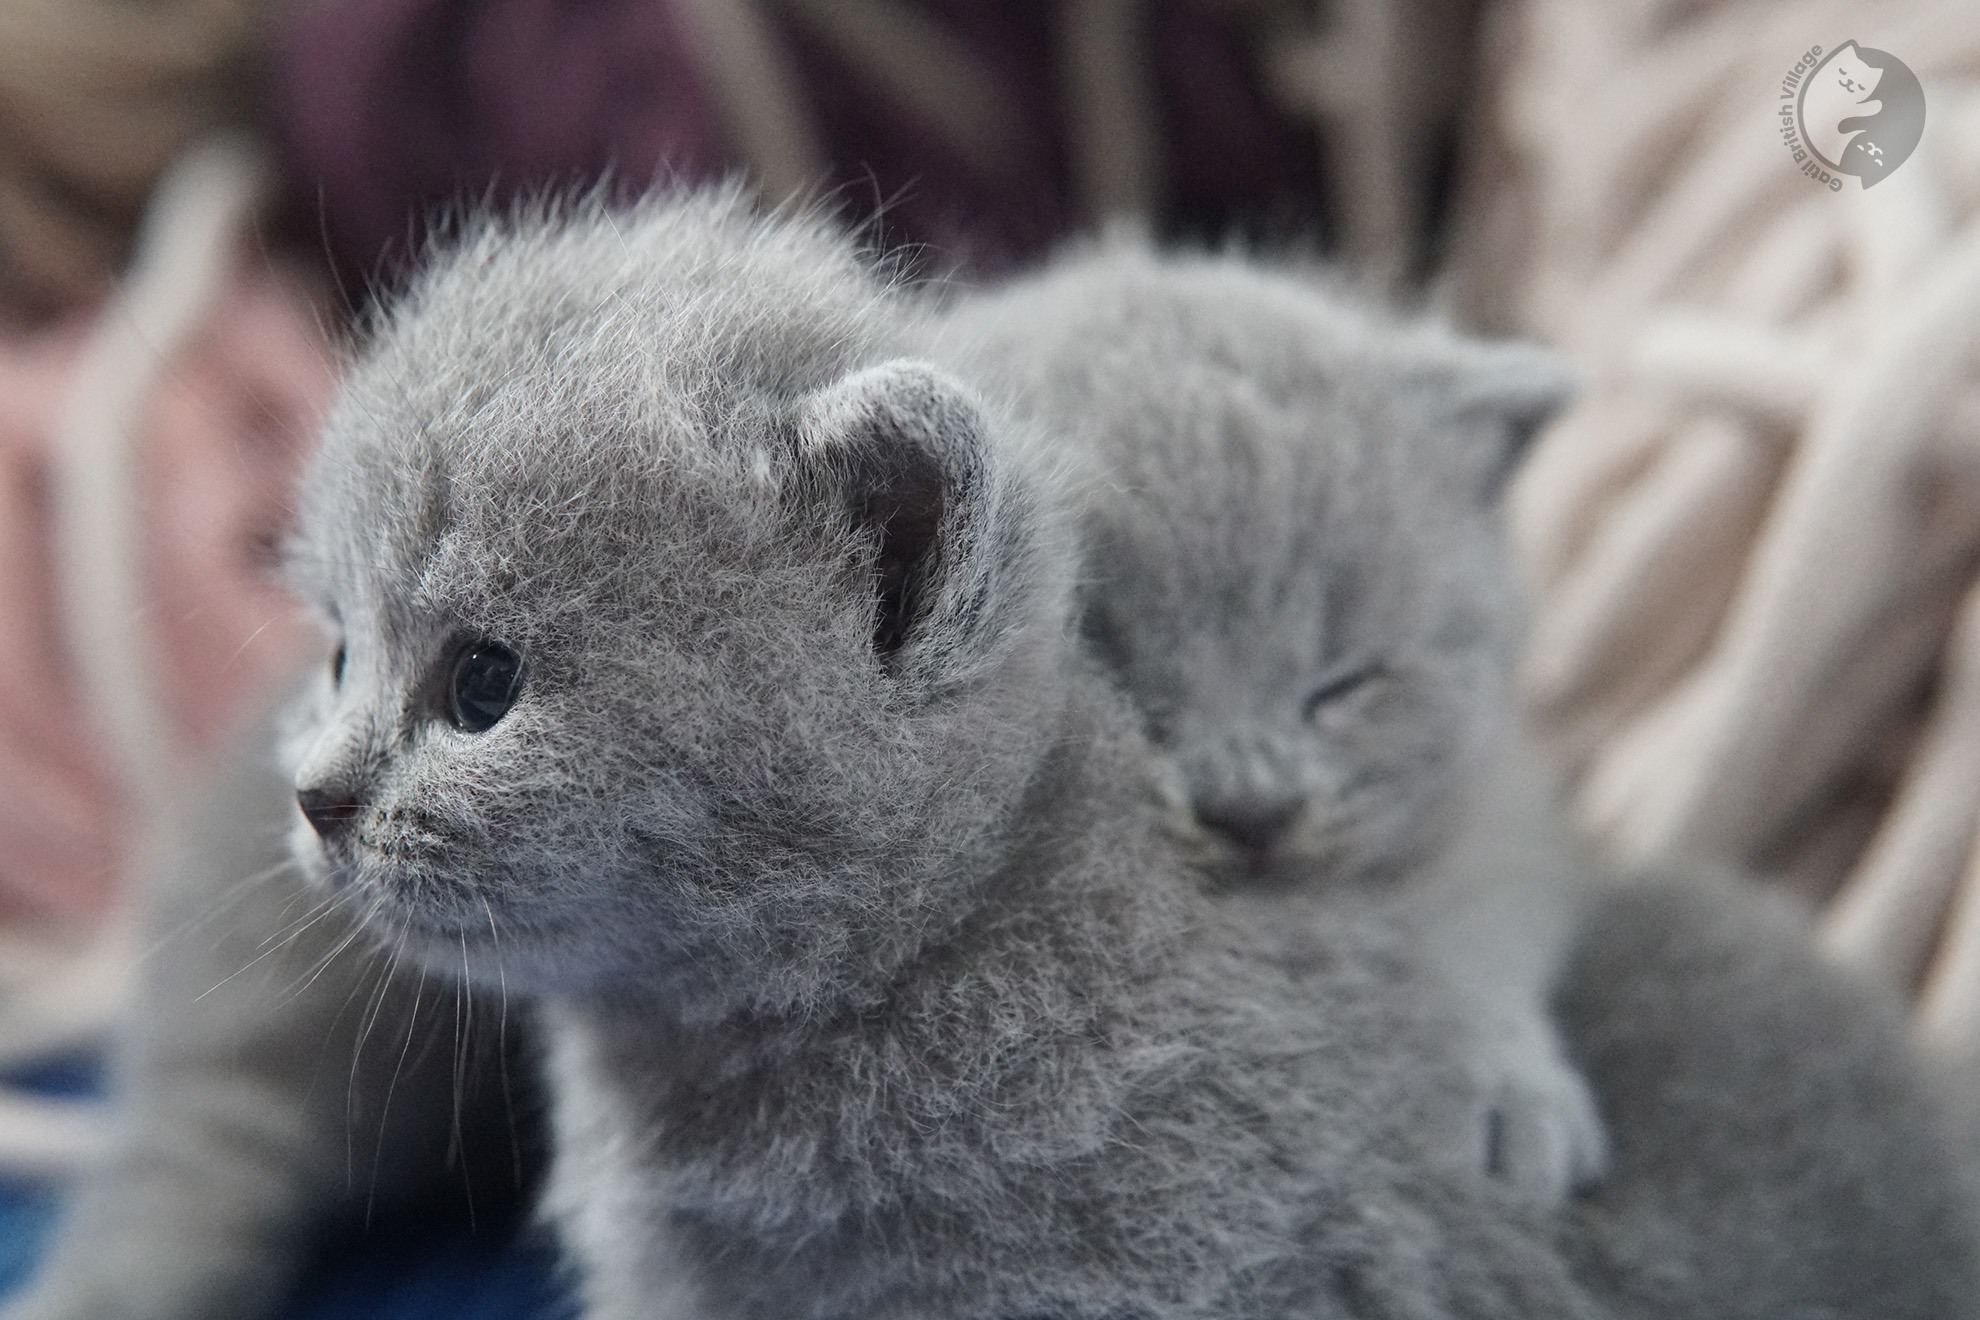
1192, 792, 1304, 857
296, 785, 364, 840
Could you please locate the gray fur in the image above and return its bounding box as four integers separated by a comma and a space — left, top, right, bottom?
1555, 872, 1980, 1319
8, 194, 1977, 1320
929, 247, 1604, 1204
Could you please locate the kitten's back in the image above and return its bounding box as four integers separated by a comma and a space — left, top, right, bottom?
1557, 874, 1980, 1318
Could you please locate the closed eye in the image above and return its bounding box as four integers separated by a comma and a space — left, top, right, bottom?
1303, 660, 1384, 722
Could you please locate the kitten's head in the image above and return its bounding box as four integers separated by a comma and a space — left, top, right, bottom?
962, 257, 1570, 886
284, 193, 1073, 1020
1108, 333, 1566, 886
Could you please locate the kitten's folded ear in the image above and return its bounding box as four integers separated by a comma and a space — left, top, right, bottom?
1441, 342, 1578, 504
792, 359, 992, 661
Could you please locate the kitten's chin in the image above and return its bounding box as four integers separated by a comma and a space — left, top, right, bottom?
1159, 813, 1298, 890
1196, 838, 1338, 892
1161, 806, 1385, 891
381, 912, 692, 1005
288, 831, 518, 985
321, 864, 631, 998
335, 878, 533, 985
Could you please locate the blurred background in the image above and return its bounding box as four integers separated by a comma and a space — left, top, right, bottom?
0, 0, 1976, 1229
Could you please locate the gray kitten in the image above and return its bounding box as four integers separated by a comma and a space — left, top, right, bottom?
8, 194, 1977, 1320
931, 246, 1604, 1205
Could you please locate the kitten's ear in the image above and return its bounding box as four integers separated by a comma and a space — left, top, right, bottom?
1441, 343, 1577, 504
792, 359, 990, 660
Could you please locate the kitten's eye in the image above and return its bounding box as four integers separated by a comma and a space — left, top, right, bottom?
1303, 661, 1383, 722
330, 644, 346, 689
449, 642, 524, 733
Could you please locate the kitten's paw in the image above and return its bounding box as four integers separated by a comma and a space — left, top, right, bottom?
1480, 1053, 1608, 1206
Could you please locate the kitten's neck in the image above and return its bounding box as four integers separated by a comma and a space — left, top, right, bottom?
1433, 727, 1588, 878
1403, 728, 1594, 1006
544, 676, 1184, 1214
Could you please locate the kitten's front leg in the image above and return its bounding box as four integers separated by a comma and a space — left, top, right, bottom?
1410, 753, 1608, 1206
1439, 915, 1610, 1205
1474, 1015, 1609, 1203
540, 1018, 714, 1320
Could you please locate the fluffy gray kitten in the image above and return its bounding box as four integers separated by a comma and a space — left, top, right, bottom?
8, 193, 1977, 1320
932, 246, 1604, 1205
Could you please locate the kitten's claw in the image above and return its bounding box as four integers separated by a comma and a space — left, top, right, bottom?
1480, 1055, 1609, 1205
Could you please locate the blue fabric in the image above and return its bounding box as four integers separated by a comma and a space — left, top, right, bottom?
0, 1181, 61, 1300
286, 1220, 577, 1320
0, 1053, 579, 1320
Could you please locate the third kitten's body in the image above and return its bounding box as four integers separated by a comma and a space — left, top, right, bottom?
932, 246, 1606, 1201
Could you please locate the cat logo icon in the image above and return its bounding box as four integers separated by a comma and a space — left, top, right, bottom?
1778, 42, 1925, 190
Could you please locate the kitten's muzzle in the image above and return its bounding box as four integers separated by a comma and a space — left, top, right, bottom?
296, 785, 365, 840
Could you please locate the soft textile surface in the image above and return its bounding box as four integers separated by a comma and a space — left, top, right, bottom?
264, 0, 1400, 286
0, 1190, 575, 1320
0, 0, 261, 315
1459, 0, 1980, 1049
0, 1054, 575, 1319
0, 1194, 574, 1320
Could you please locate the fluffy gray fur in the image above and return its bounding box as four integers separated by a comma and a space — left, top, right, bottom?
1557, 870, 1980, 1319
930, 247, 1604, 1205
8, 194, 1977, 1320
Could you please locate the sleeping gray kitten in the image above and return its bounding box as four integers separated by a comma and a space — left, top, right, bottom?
8, 193, 1978, 1320
932, 245, 1605, 1205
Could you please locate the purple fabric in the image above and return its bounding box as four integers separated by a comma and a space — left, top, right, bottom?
1152, 4, 1324, 245
266, 0, 1327, 295
774, 0, 1072, 272
270, 0, 727, 288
